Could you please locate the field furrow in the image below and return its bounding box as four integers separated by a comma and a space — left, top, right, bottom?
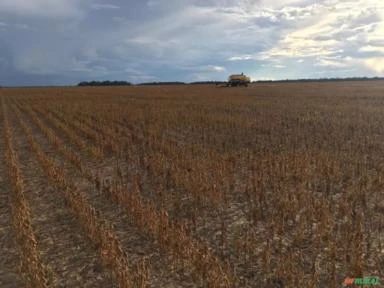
16, 95, 234, 287
39, 102, 231, 215
39, 107, 104, 159
1, 82, 383, 288
29, 104, 240, 285
6, 102, 116, 287
1, 97, 50, 287
12, 100, 201, 287
21, 99, 311, 286
33, 102, 255, 281
0, 97, 24, 288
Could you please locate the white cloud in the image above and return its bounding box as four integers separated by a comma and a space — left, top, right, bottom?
315, 58, 348, 68
204, 65, 226, 72
364, 58, 384, 73
228, 55, 254, 61
248, 0, 384, 75
273, 64, 286, 68
111, 0, 383, 78
359, 45, 384, 54
91, 4, 119, 10
260, 0, 306, 8
119, 3, 278, 69
2, 0, 383, 85
252, 76, 275, 81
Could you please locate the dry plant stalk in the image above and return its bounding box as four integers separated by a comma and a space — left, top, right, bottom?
1, 97, 50, 288
19, 98, 234, 286
6, 82, 383, 287
11, 103, 148, 288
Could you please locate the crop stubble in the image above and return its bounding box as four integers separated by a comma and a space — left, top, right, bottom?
0, 81, 383, 287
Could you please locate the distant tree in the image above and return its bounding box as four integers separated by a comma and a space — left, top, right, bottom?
78, 77, 384, 86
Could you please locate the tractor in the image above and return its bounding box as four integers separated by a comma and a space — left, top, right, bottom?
227, 73, 251, 87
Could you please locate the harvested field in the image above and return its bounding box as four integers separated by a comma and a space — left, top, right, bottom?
0, 81, 383, 287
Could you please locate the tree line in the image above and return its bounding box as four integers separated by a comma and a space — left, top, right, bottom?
252, 77, 384, 83
78, 81, 132, 86
77, 77, 384, 87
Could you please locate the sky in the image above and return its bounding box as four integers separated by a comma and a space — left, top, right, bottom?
0, 0, 383, 86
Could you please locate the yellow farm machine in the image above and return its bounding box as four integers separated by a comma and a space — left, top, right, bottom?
227, 73, 251, 87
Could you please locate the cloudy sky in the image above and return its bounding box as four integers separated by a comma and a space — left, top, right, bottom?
0, 0, 383, 85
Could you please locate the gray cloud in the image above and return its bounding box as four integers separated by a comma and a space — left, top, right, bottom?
91, 4, 120, 10
0, 0, 86, 18
0, 0, 383, 85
